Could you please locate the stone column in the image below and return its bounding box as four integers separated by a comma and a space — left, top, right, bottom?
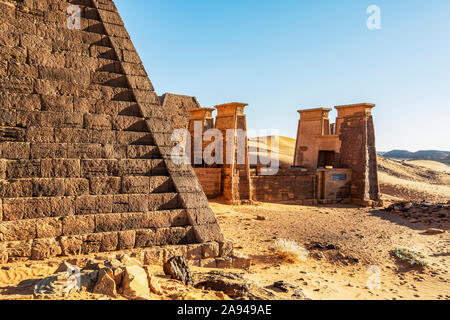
214, 103, 251, 204
188, 108, 215, 166
335, 103, 381, 205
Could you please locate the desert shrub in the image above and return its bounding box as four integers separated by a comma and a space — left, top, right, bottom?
392, 248, 428, 268
272, 239, 309, 263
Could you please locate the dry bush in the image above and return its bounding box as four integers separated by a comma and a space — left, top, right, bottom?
272, 239, 309, 263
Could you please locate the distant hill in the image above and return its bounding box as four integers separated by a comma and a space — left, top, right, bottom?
383, 150, 450, 164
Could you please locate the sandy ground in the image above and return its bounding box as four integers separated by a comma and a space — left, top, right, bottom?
210, 198, 449, 300
0, 137, 448, 300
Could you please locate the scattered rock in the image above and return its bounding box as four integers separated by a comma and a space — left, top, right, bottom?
34, 270, 98, 298
386, 201, 449, 225
84, 259, 106, 271
119, 254, 142, 267
424, 228, 445, 235
256, 215, 266, 221
272, 281, 289, 293
194, 271, 280, 300
231, 251, 252, 269
326, 244, 338, 250
55, 261, 76, 273
312, 252, 324, 260
270, 281, 307, 299
163, 256, 193, 285
144, 266, 162, 295
93, 269, 117, 298
195, 271, 249, 299
122, 265, 151, 300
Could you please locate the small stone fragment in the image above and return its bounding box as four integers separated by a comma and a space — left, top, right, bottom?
163, 256, 193, 285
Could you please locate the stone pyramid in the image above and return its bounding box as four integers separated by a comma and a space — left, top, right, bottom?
0, 0, 226, 264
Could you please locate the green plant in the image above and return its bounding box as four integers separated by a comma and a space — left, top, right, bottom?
392, 248, 428, 268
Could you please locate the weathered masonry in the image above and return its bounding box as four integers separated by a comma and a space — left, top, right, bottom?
293, 104, 381, 206
0, 0, 231, 266
179, 103, 381, 206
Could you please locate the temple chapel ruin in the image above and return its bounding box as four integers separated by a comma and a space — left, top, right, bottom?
176, 103, 381, 207
0, 0, 380, 266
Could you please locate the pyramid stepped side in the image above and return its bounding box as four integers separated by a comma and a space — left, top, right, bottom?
0, 0, 227, 264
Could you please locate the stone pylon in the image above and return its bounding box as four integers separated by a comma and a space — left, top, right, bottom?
214, 103, 251, 204
335, 103, 381, 205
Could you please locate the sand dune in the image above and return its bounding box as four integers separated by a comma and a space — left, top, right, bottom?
407, 160, 450, 174
248, 136, 296, 166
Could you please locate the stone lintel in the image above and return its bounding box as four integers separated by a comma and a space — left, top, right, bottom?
215, 102, 248, 116
297, 107, 332, 120
335, 103, 375, 117
189, 108, 215, 120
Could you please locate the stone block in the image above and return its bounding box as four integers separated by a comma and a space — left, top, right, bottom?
101, 232, 119, 252
219, 240, 234, 257
0, 220, 36, 242
143, 247, 164, 265
122, 176, 150, 194
193, 224, 224, 243
60, 236, 83, 256
31, 238, 62, 260
113, 194, 129, 213
1, 142, 31, 159
7, 240, 32, 260
185, 244, 203, 260
95, 213, 122, 233
118, 230, 136, 250
36, 217, 63, 238
200, 258, 217, 268
134, 229, 157, 248
202, 242, 220, 259
76, 195, 113, 215
62, 215, 95, 236
41, 159, 81, 178
89, 177, 121, 195
216, 257, 233, 269
82, 233, 103, 255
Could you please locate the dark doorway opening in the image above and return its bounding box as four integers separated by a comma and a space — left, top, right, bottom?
318, 151, 335, 168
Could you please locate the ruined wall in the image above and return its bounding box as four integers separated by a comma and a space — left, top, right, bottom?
317, 168, 352, 202
160, 93, 200, 130
0, 0, 226, 264
251, 169, 317, 204
194, 168, 222, 199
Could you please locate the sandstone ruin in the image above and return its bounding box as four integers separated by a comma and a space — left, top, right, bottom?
0, 0, 229, 265
178, 103, 381, 207
0, 0, 382, 267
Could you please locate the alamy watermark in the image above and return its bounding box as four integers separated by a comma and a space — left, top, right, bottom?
367, 5, 381, 30
67, 5, 81, 30
65, 263, 82, 295
171, 125, 280, 176
366, 265, 381, 290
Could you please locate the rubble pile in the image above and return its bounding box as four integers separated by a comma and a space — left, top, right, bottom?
385, 201, 449, 226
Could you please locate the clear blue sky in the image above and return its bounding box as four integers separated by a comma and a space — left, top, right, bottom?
115, 0, 450, 152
